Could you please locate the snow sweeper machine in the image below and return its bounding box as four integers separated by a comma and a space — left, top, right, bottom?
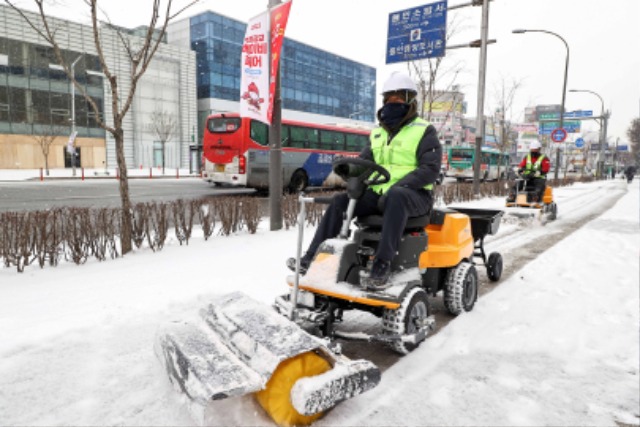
156, 158, 504, 426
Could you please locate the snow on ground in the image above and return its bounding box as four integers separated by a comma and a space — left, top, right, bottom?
0, 178, 638, 426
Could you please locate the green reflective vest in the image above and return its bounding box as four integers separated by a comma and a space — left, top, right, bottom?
525, 153, 547, 178
369, 118, 434, 195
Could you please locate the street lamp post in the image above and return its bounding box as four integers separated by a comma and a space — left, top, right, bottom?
69, 55, 82, 176
513, 29, 569, 181
52, 56, 83, 176
569, 89, 608, 178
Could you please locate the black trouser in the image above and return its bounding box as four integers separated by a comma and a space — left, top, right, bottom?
512, 177, 546, 201
304, 186, 433, 263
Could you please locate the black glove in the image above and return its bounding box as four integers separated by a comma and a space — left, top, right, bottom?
333, 155, 349, 178
334, 163, 349, 177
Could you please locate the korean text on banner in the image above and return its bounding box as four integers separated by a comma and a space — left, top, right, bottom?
240, 11, 270, 124
267, 1, 292, 124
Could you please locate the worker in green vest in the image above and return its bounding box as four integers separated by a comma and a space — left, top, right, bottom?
286, 71, 442, 290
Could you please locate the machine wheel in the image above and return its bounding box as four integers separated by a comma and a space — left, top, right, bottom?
288, 170, 308, 194
382, 287, 430, 355
549, 202, 558, 220
444, 262, 478, 315
486, 252, 503, 282
255, 351, 331, 427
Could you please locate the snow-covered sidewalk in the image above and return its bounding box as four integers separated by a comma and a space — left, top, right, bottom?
323, 179, 640, 427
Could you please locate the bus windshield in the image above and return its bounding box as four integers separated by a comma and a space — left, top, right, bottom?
207, 117, 241, 133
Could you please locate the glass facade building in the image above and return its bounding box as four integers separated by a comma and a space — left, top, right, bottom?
0, 36, 105, 138
1, 4, 197, 170
185, 11, 376, 123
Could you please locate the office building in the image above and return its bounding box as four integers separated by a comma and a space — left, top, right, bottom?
0, 4, 197, 170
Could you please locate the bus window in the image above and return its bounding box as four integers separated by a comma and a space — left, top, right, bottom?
290, 125, 318, 148
208, 117, 241, 133
281, 124, 291, 147
320, 129, 345, 151
250, 120, 268, 146
346, 133, 368, 152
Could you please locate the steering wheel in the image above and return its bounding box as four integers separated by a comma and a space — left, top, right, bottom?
333, 157, 390, 187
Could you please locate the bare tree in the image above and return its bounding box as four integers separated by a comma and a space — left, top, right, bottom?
408, 14, 468, 124
490, 75, 523, 178
148, 108, 177, 175
5, 0, 200, 254
627, 117, 640, 167
31, 124, 65, 176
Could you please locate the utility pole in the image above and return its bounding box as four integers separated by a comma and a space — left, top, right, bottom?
472, 0, 490, 196
268, 0, 283, 230
512, 29, 569, 181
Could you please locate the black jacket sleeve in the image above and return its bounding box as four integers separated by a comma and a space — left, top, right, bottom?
394, 124, 442, 189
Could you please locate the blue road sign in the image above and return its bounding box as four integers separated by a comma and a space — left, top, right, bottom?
551, 128, 567, 143
386, 1, 447, 64
564, 110, 593, 118
575, 137, 585, 148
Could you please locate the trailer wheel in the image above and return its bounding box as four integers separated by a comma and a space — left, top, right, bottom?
288, 170, 308, 194
255, 351, 331, 426
382, 287, 430, 355
444, 262, 478, 315
486, 252, 503, 282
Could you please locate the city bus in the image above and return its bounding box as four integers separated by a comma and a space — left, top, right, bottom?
201, 113, 372, 192
448, 146, 510, 182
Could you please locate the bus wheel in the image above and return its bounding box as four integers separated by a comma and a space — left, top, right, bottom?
288, 170, 308, 194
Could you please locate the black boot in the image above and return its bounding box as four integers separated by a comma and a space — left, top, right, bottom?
361, 258, 391, 290
286, 255, 312, 274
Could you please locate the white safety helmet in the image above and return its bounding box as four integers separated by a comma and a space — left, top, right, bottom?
529, 140, 542, 150
382, 71, 418, 95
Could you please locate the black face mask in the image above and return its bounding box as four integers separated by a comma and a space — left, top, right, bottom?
378, 102, 410, 129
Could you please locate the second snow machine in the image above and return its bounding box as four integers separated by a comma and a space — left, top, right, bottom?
505, 176, 558, 223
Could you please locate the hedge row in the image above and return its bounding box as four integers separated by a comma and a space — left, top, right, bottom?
0, 177, 591, 273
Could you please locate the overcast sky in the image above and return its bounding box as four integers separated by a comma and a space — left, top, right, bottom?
12, 0, 640, 144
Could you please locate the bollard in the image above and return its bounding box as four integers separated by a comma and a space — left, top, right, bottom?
81, 167, 85, 181
176, 168, 179, 179
40, 168, 43, 181
150, 167, 153, 179
116, 168, 119, 180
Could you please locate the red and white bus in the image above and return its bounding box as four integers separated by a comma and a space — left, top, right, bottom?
201, 113, 372, 192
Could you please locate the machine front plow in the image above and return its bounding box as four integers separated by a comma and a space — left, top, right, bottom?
156, 292, 380, 426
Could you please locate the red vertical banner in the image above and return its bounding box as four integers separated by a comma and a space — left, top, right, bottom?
267, 1, 292, 124
240, 11, 270, 124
